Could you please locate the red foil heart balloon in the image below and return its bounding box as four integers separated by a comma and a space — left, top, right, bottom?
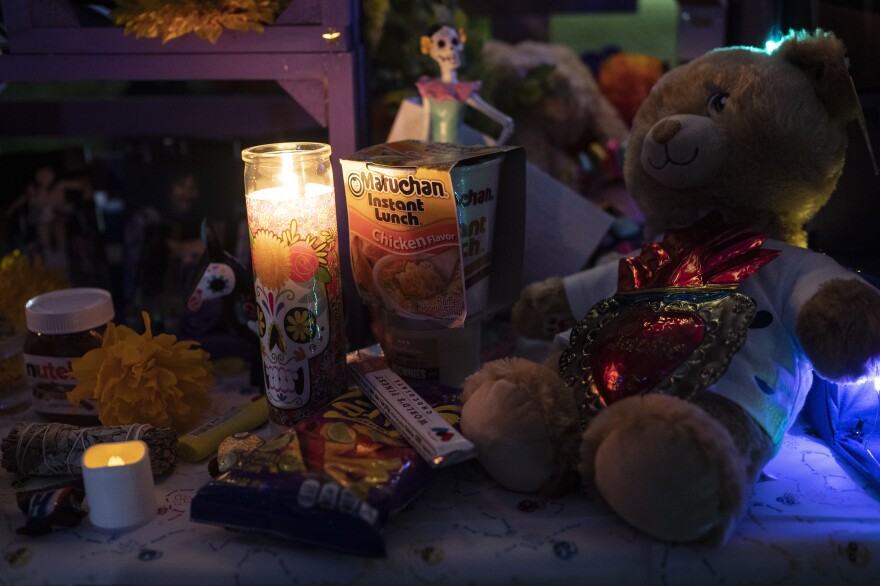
559, 213, 782, 427
590, 308, 706, 405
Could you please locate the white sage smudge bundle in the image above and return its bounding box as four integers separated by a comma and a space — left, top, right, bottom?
1, 422, 178, 477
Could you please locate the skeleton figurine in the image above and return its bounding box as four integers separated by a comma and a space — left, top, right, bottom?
183, 221, 261, 385
417, 25, 514, 145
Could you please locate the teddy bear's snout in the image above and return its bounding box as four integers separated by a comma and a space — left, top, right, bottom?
641, 114, 728, 189
649, 118, 682, 145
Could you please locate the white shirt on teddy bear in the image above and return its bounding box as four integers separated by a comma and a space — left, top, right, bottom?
558, 239, 865, 448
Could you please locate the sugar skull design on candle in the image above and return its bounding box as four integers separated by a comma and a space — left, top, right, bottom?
243, 143, 347, 426
250, 219, 333, 408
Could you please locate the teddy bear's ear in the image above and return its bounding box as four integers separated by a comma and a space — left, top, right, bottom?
775, 29, 859, 123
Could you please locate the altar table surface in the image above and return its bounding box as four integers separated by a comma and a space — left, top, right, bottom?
2, 380, 880, 586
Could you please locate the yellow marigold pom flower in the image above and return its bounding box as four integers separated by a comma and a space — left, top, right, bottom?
67, 312, 213, 433
0, 250, 69, 333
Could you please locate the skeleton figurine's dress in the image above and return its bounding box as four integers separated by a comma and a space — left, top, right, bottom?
415, 78, 481, 144
416, 25, 513, 147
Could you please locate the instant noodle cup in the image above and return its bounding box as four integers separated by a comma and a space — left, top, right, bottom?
371, 249, 461, 320
342, 141, 525, 328
376, 308, 481, 388
341, 141, 524, 387
451, 154, 503, 313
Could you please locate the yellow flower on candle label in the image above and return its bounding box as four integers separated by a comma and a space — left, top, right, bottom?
252, 218, 335, 289
67, 312, 213, 433
251, 228, 291, 290
285, 307, 317, 342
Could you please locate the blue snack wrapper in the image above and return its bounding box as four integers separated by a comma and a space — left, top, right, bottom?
190, 382, 463, 556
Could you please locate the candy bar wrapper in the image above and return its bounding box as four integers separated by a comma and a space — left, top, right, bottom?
347, 351, 474, 468
190, 383, 465, 557
17, 485, 87, 536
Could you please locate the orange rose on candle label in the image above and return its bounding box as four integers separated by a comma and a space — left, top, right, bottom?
289, 241, 320, 283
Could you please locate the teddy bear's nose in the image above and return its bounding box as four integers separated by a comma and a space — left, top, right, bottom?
650, 118, 682, 145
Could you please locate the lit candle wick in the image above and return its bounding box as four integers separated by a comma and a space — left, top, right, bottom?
107, 455, 126, 467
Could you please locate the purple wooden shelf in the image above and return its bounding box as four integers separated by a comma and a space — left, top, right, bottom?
0, 95, 322, 139
0, 0, 371, 345
1, 0, 350, 54
0, 0, 365, 148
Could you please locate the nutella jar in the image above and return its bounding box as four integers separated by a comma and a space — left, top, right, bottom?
24, 288, 114, 423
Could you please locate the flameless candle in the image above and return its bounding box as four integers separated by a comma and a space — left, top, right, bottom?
81, 440, 156, 532
242, 143, 347, 427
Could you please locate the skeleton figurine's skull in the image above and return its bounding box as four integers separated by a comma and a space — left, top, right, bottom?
255, 278, 330, 410
187, 262, 236, 312
421, 25, 464, 80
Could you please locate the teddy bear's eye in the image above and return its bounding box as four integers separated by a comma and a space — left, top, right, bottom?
707, 92, 729, 115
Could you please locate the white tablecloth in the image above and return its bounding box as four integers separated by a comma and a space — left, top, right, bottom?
2, 383, 880, 585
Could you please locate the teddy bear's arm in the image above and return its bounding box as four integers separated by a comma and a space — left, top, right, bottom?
512, 261, 619, 341
796, 277, 880, 382
776, 244, 880, 382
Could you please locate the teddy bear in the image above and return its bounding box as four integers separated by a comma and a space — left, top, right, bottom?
478, 39, 630, 194
459, 29, 880, 545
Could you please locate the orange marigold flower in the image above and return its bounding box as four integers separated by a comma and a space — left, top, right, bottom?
67, 312, 213, 433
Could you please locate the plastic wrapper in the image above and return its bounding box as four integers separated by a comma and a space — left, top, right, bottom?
190, 382, 464, 556
16, 485, 86, 536
348, 351, 474, 467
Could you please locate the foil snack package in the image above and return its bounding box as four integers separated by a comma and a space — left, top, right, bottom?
190, 383, 465, 556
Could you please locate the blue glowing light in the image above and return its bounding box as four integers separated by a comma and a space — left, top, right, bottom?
765, 38, 782, 54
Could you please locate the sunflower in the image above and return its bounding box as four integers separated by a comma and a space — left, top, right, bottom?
251, 228, 291, 290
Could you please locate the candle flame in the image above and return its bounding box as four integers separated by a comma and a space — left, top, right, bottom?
322, 28, 341, 42
107, 455, 127, 467
279, 153, 301, 195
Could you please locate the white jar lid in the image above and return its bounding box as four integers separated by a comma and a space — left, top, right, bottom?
25, 288, 115, 335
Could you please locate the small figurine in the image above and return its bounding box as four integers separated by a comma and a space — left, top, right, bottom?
185, 221, 256, 337
183, 221, 261, 384
416, 25, 513, 145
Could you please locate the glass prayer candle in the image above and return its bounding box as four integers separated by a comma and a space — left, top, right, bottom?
242, 143, 347, 427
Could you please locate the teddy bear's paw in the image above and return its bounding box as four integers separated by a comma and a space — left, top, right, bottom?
796, 278, 880, 382
579, 394, 749, 544
511, 276, 575, 340
461, 358, 581, 494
